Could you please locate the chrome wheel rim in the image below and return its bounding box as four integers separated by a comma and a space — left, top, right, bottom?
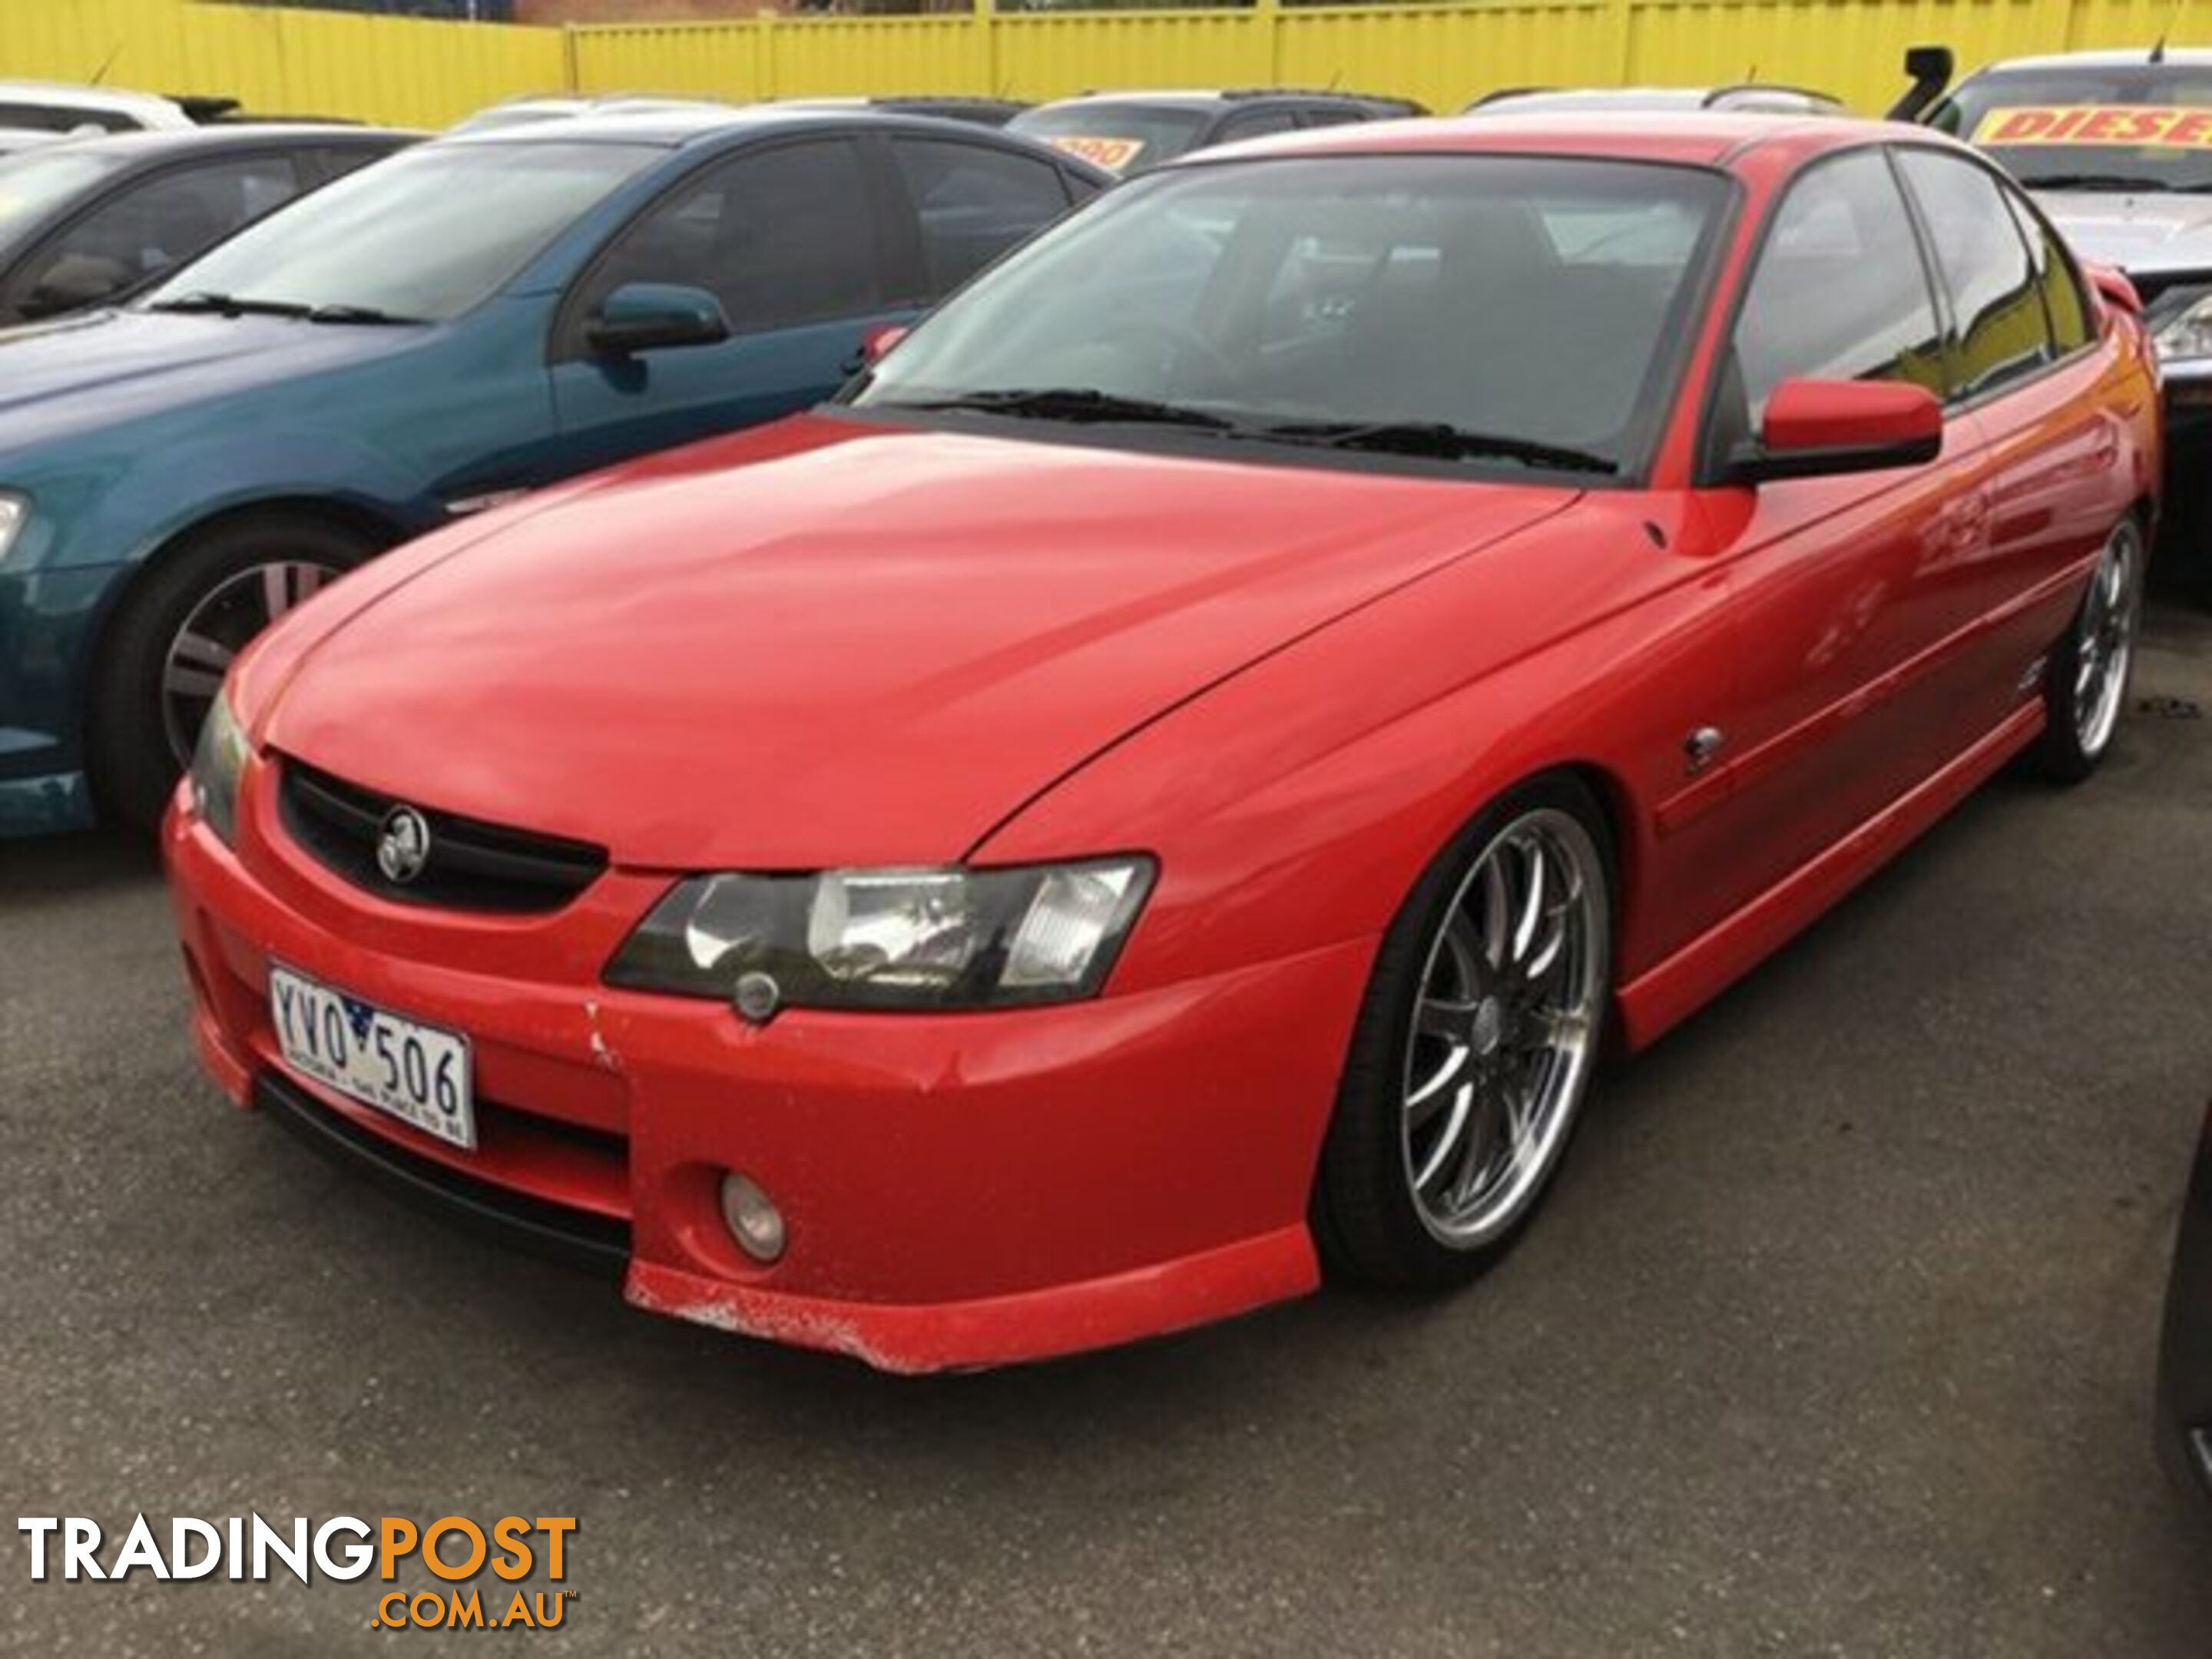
1400, 808, 1608, 1248
161, 561, 338, 765
2074, 522, 2141, 759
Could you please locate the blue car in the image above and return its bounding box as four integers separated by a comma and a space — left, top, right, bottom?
0, 108, 1106, 833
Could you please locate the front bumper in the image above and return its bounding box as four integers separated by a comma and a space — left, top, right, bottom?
2157, 1098, 2212, 1512
164, 767, 1370, 1372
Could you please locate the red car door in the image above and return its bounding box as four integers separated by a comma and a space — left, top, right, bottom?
1892, 146, 2143, 737
1681, 146, 1995, 926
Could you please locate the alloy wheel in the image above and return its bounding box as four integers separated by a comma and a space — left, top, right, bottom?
160, 561, 339, 766
1399, 806, 1608, 1248
2074, 520, 2142, 760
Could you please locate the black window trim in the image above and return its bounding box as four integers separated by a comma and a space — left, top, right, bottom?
1887, 138, 2101, 415
545, 127, 914, 366
1694, 139, 1957, 488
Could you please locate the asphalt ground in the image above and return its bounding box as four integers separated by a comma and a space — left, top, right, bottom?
2, 607, 2209, 1656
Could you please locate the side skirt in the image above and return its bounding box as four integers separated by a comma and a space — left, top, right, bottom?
1615, 700, 2045, 1050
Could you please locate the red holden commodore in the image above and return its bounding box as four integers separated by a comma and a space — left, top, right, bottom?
166, 114, 2157, 1371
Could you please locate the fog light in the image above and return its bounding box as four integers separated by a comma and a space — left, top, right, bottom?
720, 1172, 785, 1263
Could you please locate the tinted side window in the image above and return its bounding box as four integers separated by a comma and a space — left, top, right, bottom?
2002, 186, 2093, 355
1732, 149, 1945, 419
1214, 108, 1302, 144
1895, 148, 2052, 399
889, 138, 1071, 298
8, 154, 301, 318
1297, 106, 1368, 130
578, 139, 886, 336
0, 102, 136, 134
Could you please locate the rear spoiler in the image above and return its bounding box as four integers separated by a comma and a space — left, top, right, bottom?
1886, 46, 1953, 123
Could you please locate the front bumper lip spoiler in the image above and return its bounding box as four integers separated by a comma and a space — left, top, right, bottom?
257, 1069, 630, 1279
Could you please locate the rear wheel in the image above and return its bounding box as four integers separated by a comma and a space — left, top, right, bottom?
88, 515, 377, 833
2029, 516, 2144, 784
1316, 776, 1613, 1288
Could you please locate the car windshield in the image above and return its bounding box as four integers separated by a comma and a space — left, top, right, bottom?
1006, 104, 1211, 175
141, 140, 659, 322
850, 155, 1730, 478
0, 147, 128, 247
1934, 64, 2212, 192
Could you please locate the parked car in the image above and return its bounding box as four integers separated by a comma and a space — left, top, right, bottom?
0, 125, 415, 327
2161, 1099, 2212, 1515
0, 108, 1107, 836
1904, 46, 2212, 600
1467, 84, 1843, 116
166, 113, 2156, 1373
0, 129, 58, 157
0, 79, 220, 134
773, 96, 1031, 128
1008, 88, 1424, 175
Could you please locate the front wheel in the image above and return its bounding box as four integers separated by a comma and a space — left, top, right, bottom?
88, 515, 376, 833
2028, 516, 2144, 784
1316, 776, 1614, 1288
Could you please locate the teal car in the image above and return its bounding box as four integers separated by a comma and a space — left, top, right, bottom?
0, 107, 1104, 833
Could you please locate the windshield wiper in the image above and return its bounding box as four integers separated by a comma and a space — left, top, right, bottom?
2015, 173, 2176, 194
1255, 419, 1618, 475
886, 387, 1240, 432
306, 303, 426, 326
144, 291, 313, 319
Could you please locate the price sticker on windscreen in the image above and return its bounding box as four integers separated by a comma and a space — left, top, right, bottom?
1974, 105, 2212, 147
1045, 134, 1147, 173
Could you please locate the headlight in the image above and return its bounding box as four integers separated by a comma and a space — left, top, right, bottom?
0, 493, 25, 564
605, 857, 1155, 1015
2152, 290, 2212, 366
188, 689, 249, 846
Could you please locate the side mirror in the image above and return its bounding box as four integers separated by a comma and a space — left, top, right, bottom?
2085, 263, 2143, 318
1729, 379, 1943, 484
584, 282, 730, 356
861, 323, 909, 364
1888, 44, 1955, 122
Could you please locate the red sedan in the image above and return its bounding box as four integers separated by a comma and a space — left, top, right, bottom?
165, 114, 2157, 1371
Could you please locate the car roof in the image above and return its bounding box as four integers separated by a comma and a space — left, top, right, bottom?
0, 79, 187, 120
1971, 48, 2212, 72
441, 103, 1091, 151
1037, 88, 1399, 111
1167, 110, 1915, 169
1472, 84, 1840, 114
27, 123, 416, 161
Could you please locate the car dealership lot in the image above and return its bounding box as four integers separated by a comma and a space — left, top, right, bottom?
2, 607, 2209, 1655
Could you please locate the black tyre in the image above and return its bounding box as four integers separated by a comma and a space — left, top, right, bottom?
88, 514, 378, 832
1315, 773, 1614, 1290
2028, 515, 2144, 785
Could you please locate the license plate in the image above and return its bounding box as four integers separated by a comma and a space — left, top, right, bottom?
269, 965, 475, 1150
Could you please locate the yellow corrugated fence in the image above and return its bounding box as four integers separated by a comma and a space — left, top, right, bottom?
0, 0, 2208, 130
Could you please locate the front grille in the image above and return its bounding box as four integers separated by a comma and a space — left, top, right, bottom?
278, 758, 608, 914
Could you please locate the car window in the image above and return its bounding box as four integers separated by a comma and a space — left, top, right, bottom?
1731, 149, 1945, 420
1298, 106, 1369, 130
0, 101, 136, 134
1214, 108, 1301, 144
1931, 63, 2212, 193
8, 154, 302, 320
889, 137, 1071, 298
146, 141, 660, 322
1005, 104, 1211, 177
302, 144, 393, 187
2002, 183, 2094, 356
1895, 148, 2051, 400
858, 154, 1730, 477
576, 138, 888, 338
0, 148, 129, 246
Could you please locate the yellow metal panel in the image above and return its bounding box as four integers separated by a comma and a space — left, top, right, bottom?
1279, 3, 1620, 113
992, 12, 1272, 101
766, 18, 988, 97
0, 0, 564, 128
568, 21, 765, 101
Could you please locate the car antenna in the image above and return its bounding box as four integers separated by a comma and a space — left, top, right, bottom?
87, 41, 121, 87
2151, 33, 2168, 63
